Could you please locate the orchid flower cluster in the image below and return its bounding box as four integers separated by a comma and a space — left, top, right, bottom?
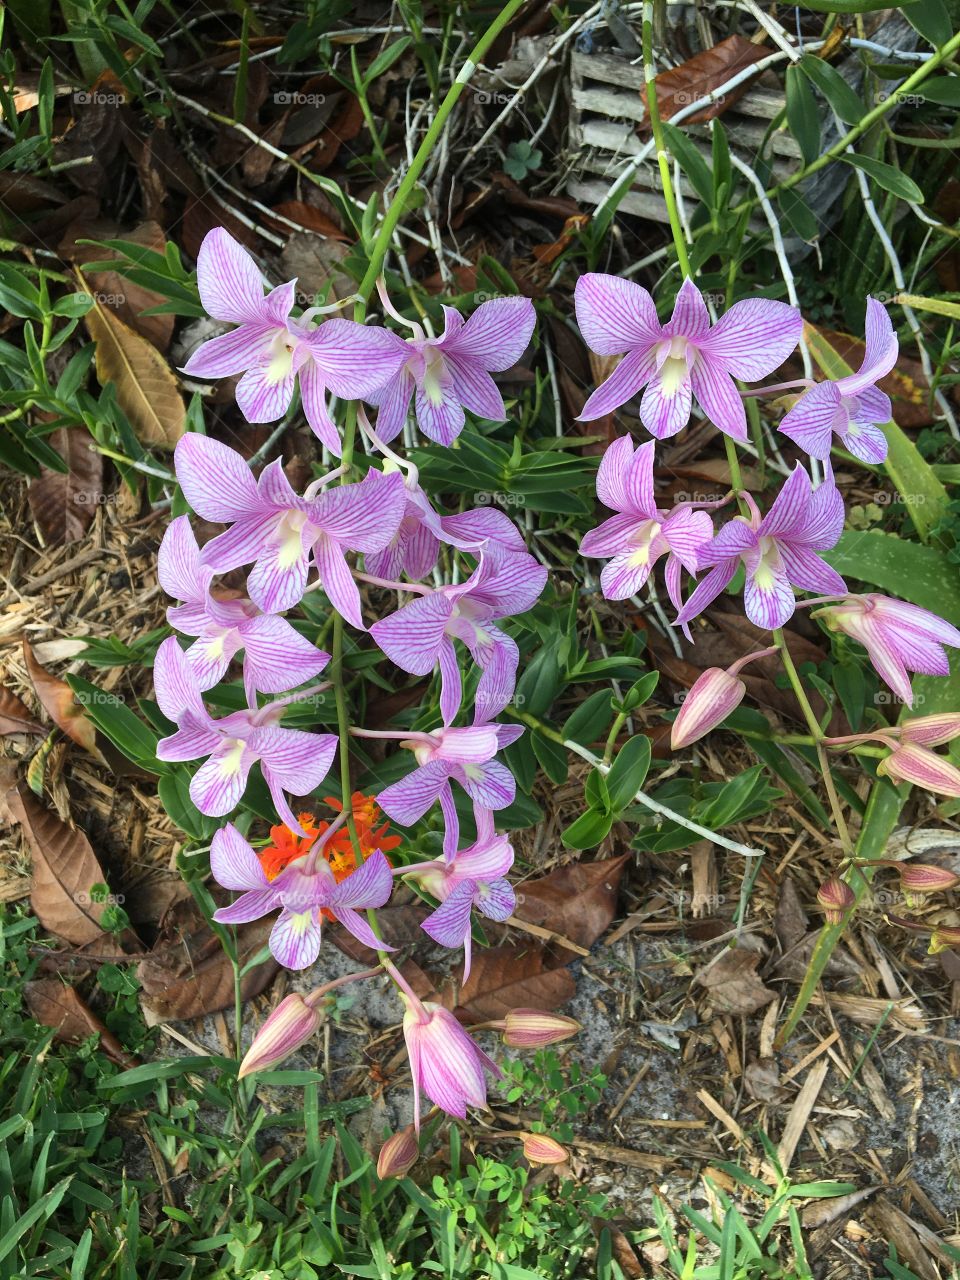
160, 228, 564, 1153
160, 228, 960, 1166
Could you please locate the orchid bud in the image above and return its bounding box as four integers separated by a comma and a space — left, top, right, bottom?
671, 668, 745, 751
899, 714, 960, 748
238, 993, 322, 1079
376, 1124, 419, 1179
877, 743, 960, 797
929, 924, 960, 955
898, 863, 960, 905
521, 1132, 569, 1165
501, 1008, 582, 1048
817, 877, 855, 925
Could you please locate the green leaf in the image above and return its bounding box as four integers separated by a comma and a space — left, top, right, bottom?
362, 36, 412, 84
905, 0, 953, 47
66, 675, 162, 770
824, 529, 960, 623
918, 75, 960, 105
531, 730, 568, 785
606, 736, 652, 813
777, 188, 818, 241
661, 121, 713, 206
894, 291, 960, 321
795, 0, 916, 12
620, 670, 659, 711
804, 324, 948, 540
560, 807, 614, 851
841, 154, 924, 204
785, 64, 821, 165
799, 54, 866, 124
563, 689, 615, 747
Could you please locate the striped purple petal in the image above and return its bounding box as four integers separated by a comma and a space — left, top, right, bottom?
800, 474, 845, 549
758, 465, 813, 540
255, 725, 337, 793
240, 614, 329, 694
210, 823, 268, 891
743, 564, 796, 630
664, 278, 711, 339
174, 434, 261, 523
414, 377, 466, 445
445, 355, 506, 421
455, 835, 514, 881
699, 297, 802, 378
368, 366, 416, 443
578, 347, 658, 422
842, 296, 898, 395
196, 228, 270, 325
370, 591, 453, 675
442, 296, 535, 371
779, 382, 840, 461
200, 513, 280, 574
474, 630, 518, 723
378, 760, 452, 825
600, 552, 655, 601
851, 384, 892, 428
841, 418, 888, 465
185, 632, 240, 691
299, 359, 342, 455
314, 469, 405, 553
190, 745, 254, 816
640, 364, 693, 439
153, 636, 207, 722
594, 434, 634, 513
421, 881, 474, 949
158, 516, 205, 603
438, 637, 462, 726
248, 538, 312, 616
329, 849, 394, 909
314, 535, 363, 629
779, 544, 846, 596
156, 719, 221, 762
458, 758, 515, 810
270, 908, 323, 970
674, 559, 739, 627
623, 439, 658, 516
662, 507, 714, 574
476, 876, 515, 921
574, 273, 661, 355
308, 319, 408, 399
181, 323, 275, 378
330, 906, 395, 951
236, 358, 297, 424
690, 359, 748, 442
214, 888, 280, 925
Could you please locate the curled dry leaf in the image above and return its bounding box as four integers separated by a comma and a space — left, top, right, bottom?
695, 947, 777, 1015
22, 638, 98, 755
457, 944, 577, 1022
513, 854, 631, 949
639, 34, 768, 128
25, 977, 138, 1067
8, 783, 114, 946
27, 426, 104, 546
0, 685, 44, 736
79, 268, 185, 448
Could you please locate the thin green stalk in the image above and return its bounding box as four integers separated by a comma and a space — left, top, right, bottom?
641, 1, 691, 279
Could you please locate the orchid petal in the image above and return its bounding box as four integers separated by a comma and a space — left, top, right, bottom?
690, 359, 748, 442
699, 297, 802, 378
578, 347, 658, 421
174, 434, 261, 523
196, 228, 270, 325
270, 909, 323, 970
181, 323, 275, 378
442, 296, 535, 370
574, 273, 661, 355
370, 591, 453, 675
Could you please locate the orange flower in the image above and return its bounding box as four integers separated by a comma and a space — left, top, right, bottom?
256, 794, 399, 886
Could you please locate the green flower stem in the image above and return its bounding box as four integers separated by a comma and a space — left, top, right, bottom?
641, 1, 691, 280
774, 628, 853, 856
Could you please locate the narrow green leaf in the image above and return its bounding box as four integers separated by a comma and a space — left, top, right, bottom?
661, 121, 713, 206
785, 64, 821, 165
799, 54, 866, 124
842, 154, 924, 203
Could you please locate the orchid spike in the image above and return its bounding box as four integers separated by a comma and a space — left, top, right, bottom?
371, 550, 546, 725
779, 298, 898, 463
369, 295, 536, 446
579, 436, 715, 635
158, 515, 330, 703
173, 434, 405, 626
814, 594, 960, 708
575, 275, 802, 442
153, 637, 336, 832
405, 810, 515, 981
377, 723, 523, 857
675, 465, 846, 632
180, 228, 406, 453
210, 822, 395, 967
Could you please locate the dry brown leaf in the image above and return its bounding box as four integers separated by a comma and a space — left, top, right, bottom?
695, 948, 776, 1015
79, 269, 185, 448
640, 35, 768, 128
514, 854, 630, 949
0, 685, 43, 736
27, 427, 105, 546
25, 977, 138, 1067
457, 943, 576, 1022
9, 784, 113, 946
267, 200, 349, 241
23, 638, 99, 755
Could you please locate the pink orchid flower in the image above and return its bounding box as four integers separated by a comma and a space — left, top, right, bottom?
401, 992, 502, 1130
675, 465, 846, 632
779, 297, 898, 463
377, 723, 523, 857
159, 515, 330, 703
209, 823, 394, 968
174, 434, 405, 626
814, 594, 960, 708
153, 637, 336, 831
575, 275, 802, 441
369, 295, 536, 446
579, 435, 715, 635
180, 229, 406, 453
402, 808, 515, 981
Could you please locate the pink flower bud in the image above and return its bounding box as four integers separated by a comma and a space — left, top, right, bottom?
817, 877, 855, 925
376, 1125, 419, 1179
899, 714, 960, 748
521, 1132, 568, 1165
671, 668, 745, 750
877, 743, 960, 797
238, 993, 322, 1079
501, 1008, 582, 1048
898, 863, 960, 903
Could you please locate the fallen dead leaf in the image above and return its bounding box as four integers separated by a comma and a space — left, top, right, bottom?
640, 35, 768, 128
23, 638, 99, 755
79, 269, 185, 448
25, 977, 138, 1067
695, 947, 777, 1015
0, 685, 43, 736
27, 426, 105, 546
9, 784, 115, 947
457, 943, 577, 1022
514, 854, 630, 950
